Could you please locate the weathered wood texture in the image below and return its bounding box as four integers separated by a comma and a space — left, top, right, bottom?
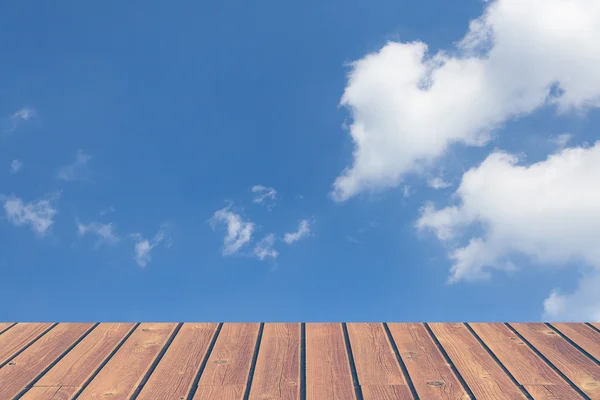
0, 322, 596, 400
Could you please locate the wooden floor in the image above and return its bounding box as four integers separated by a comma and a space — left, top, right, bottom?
0, 323, 598, 399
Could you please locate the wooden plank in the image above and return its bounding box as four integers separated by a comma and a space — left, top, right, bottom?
34, 323, 135, 388
305, 323, 356, 400
523, 385, 583, 400
137, 323, 219, 400
0, 323, 55, 365
428, 323, 526, 399
248, 323, 301, 400
0, 322, 14, 335
78, 323, 177, 400
0, 323, 93, 399
590, 323, 600, 331
551, 323, 600, 361
194, 323, 259, 400
387, 323, 469, 399
194, 385, 245, 400
361, 385, 415, 399
21, 386, 78, 400
470, 323, 571, 387
511, 323, 600, 399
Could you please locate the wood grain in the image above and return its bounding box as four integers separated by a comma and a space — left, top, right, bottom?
0, 323, 93, 399
21, 386, 79, 400
387, 323, 469, 399
137, 323, 219, 400
194, 323, 260, 399
511, 323, 600, 399
305, 323, 355, 400
77, 323, 177, 400
248, 323, 301, 400
428, 323, 525, 399
590, 323, 600, 331
551, 323, 600, 361
523, 385, 583, 400
0, 322, 14, 335
469, 323, 570, 386
360, 385, 414, 400
0, 323, 55, 365
194, 385, 245, 400
34, 323, 135, 389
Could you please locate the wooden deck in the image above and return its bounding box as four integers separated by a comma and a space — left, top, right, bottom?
0, 323, 598, 399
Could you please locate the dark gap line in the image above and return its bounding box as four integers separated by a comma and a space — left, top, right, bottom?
243, 322, 265, 400
546, 323, 600, 366
300, 323, 306, 400
71, 322, 141, 400
0, 323, 58, 369
585, 323, 600, 334
382, 323, 419, 400
15, 323, 100, 399
0, 322, 17, 336
423, 323, 475, 400
464, 323, 532, 400
505, 323, 591, 400
341, 323, 364, 400
186, 323, 223, 400
130, 322, 184, 400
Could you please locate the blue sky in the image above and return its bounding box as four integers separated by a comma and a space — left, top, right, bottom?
1, 0, 599, 322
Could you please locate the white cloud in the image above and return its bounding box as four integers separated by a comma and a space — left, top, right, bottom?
56, 149, 91, 181
402, 185, 412, 198
251, 185, 277, 209
210, 207, 254, 255
283, 219, 311, 244
417, 143, 600, 318
77, 221, 119, 247
254, 233, 278, 260
1, 194, 58, 236
132, 225, 168, 268
428, 177, 451, 190
552, 133, 572, 149
10, 160, 22, 174
332, 0, 600, 201
5, 107, 37, 133
543, 272, 600, 321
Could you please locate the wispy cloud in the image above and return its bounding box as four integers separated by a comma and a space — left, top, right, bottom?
402, 185, 412, 198
4, 107, 37, 134
56, 149, 91, 181
100, 206, 115, 216
254, 233, 278, 260
10, 160, 22, 174
132, 224, 168, 267
428, 177, 451, 190
210, 207, 254, 255
251, 185, 277, 209
1, 193, 58, 236
77, 221, 119, 248
553, 133, 572, 150
283, 219, 311, 244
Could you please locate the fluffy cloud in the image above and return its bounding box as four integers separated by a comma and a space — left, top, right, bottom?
543, 272, 600, 321
1, 194, 58, 236
4, 107, 37, 133
77, 221, 119, 247
132, 225, 168, 267
332, 0, 600, 201
57, 149, 91, 181
10, 160, 22, 174
251, 185, 277, 209
283, 219, 311, 244
428, 177, 451, 190
210, 207, 254, 255
417, 143, 600, 317
254, 234, 278, 260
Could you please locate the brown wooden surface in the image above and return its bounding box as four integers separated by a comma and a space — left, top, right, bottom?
387, 323, 469, 399
248, 323, 301, 400
0, 322, 597, 399
0, 323, 55, 366
77, 323, 177, 400
194, 323, 260, 399
34, 323, 135, 389
551, 323, 600, 361
305, 323, 356, 400
138, 323, 219, 400
511, 322, 600, 399
591, 323, 600, 331
0, 322, 14, 334
0, 323, 93, 399
429, 323, 526, 399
